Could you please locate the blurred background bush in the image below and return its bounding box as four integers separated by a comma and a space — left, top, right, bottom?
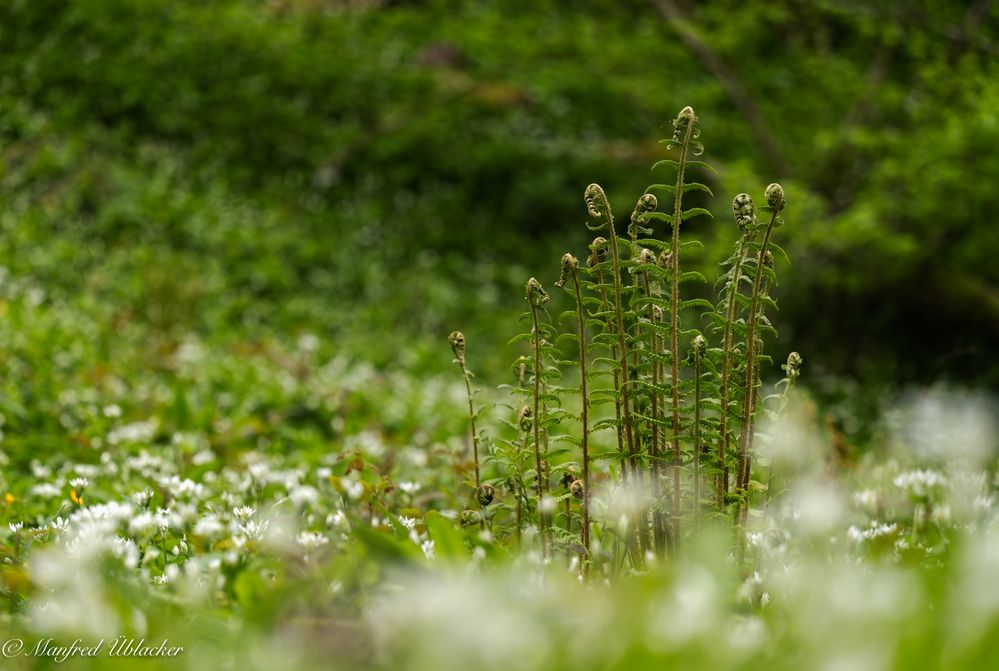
0, 0, 996, 446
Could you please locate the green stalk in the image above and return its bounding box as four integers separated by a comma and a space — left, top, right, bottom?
584, 186, 637, 494
765, 352, 802, 513
643, 265, 666, 556
449, 331, 484, 529
527, 277, 550, 556
692, 334, 706, 530
589, 243, 629, 483
627, 221, 652, 556
735, 184, 785, 524
516, 405, 533, 546
739, 353, 762, 529
717, 194, 758, 508
571, 271, 591, 557
557, 254, 591, 557
668, 107, 697, 548
751, 267, 774, 518
516, 489, 523, 546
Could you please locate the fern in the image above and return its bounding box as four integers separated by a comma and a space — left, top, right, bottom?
449, 105, 797, 572
449, 331, 486, 529
555, 253, 592, 559
526, 277, 554, 556
735, 184, 787, 525
656, 106, 714, 552
584, 185, 638, 485
585, 237, 629, 481
711, 193, 759, 507
762, 351, 803, 512
691, 334, 707, 530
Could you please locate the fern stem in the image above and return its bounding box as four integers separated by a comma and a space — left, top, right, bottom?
642, 267, 666, 556
735, 185, 785, 524
586, 185, 641, 566
569, 265, 592, 557
627, 251, 650, 557
449, 332, 484, 529
598, 198, 638, 497
527, 279, 550, 556
741, 267, 775, 526
609, 254, 637, 488
669, 111, 696, 549
765, 352, 802, 514
564, 486, 572, 536
738, 358, 762, 528
462, 368, 484, 529
517, 431, 531, 546
593, 263, 629, 482
516, 489, 523, 546
692, 335, 705, 530
716, 233, 753, 507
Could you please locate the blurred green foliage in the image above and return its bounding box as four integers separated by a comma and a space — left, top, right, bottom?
0, 0, 997, 397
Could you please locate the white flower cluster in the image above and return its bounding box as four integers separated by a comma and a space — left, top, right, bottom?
893, 469, 947, 498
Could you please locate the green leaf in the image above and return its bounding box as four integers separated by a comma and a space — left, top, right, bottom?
681, 207, 713, 222
424, 511, 467, 560
355, 525, 419, 563
651, 159, 680, 172
684, 160, 718, 174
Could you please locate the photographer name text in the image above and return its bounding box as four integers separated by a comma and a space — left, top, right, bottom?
2, 637, 184, 662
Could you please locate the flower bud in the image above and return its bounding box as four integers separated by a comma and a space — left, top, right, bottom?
555, 253, 578, 288
526, 277, 549, 305
448, 331, 465, 364
584, 183, 610, 219
667, 106, 703, 154
477, 483, 495, 506
518, 405, 533, 432
673, 106, 698, 138
765, 183, 785, 210
783, 351, 803, 381
657, 250, 672, 270
732, 193, 756, 233
570, 479, 585, 500
631, 193, 658, 222
693, 334, 707, 359
587, 237, 608, 267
